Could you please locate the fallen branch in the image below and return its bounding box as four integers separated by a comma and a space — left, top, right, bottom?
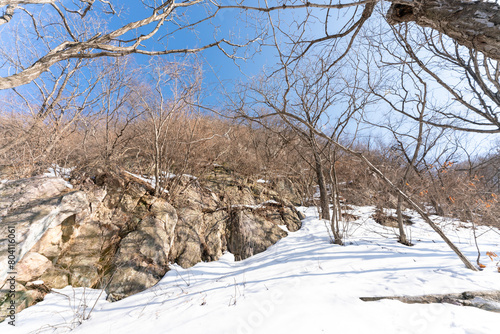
361, 290, 500, 313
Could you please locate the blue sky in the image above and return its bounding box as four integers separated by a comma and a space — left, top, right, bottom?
110, 1, 280, 104
0, 1, 277, 107
0, 1, 355, 103
0, 1, 497, 157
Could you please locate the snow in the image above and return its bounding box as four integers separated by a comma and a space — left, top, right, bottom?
29, 280, 45, 285
231, 200, 281, 210
277, 224, 289, 233
124, 171, 198, 193
44, 166, 74, 189
3, 206, 500, 334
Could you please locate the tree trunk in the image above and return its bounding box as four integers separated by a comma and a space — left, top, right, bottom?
396, 192, 409, 245
276, 110, 479, 271
329, 162, 343, 245
313, 149, 330, 221
154, 131, 161, 196
387, 0, 500, 61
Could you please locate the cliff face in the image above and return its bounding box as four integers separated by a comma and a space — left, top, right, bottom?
0, 167, 303, 318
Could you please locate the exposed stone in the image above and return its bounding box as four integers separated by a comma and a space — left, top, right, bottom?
222, 186, 257, 207
0, 176, 88, 286
174, 177, 219, 211
202, 210, 228, 262
40, 267, 69, 289
372, 208, 413, 228
105, 197, 177, 300
0, 283, 32, 321
281, 206, 302, 232
15, 252, 52, 284
170, 207, 205, 268
0, 281, 51, 322
56, 218, 109, 287
296, 210, 306, 221
0, 176, 70, 216
270, 178, 302, 206
106, 268, 159, 302
169, 169, 304, 267
227, 209, 287, 261
0, 167, 304, 318
149, 198, 179, 253
31, 224, 63, 260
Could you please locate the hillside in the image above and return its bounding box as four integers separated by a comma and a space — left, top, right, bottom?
3, 205, 499, 334
1, 1, 500, 333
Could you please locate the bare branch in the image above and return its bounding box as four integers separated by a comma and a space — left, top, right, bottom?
0, 0, 255, 89
0, 0, 53, 5
387, 0, 500, 61
215, 0, 376, 12
0, 4, 15, 25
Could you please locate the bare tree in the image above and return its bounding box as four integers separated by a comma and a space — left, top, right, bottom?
385, 23, 500, 134
355, 11, 500, 228
219, 0, 500, 65
471, 147, 500, 194
385, 0, 500, 62
0, 0, 257, 89
234, 52, 369, 243
243, 57, 353, 221
323, 88, 364, 245
0, 56, 118, 175
361, 33, 440, 245
94, 57, 143, 166
259, 101, 478, 269
232, 17, 479, 269
3, 0, 500, 90
133, 58, 202, 196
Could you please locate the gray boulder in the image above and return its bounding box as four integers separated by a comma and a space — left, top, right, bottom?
106, 198, 177, 301
0, 176, 88, 285
227, 208, 287, 261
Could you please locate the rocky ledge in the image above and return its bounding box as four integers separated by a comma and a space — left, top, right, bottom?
0, 167, 303, 320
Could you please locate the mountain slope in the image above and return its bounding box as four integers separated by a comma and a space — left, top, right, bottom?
3, 206, 500, 334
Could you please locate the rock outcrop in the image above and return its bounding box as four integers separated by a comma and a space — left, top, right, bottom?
0, 176, 89, 285
0, 167, 303, 320
105, 197, 178, 301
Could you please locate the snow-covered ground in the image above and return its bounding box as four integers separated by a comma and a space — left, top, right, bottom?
44, 166, 74, 188
3, 206, 500, 334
